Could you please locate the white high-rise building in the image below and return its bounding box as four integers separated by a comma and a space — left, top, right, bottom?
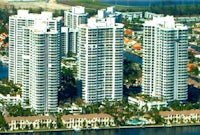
63, 6, 88, 54
22, 22, 60, 113
142, 16, 188, 102
78, 16, 124, 103
9, 10, 62, 113
9, 10, 61, 85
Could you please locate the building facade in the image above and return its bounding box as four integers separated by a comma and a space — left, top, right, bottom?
9, 10, 62, 113
5, 116, 57, 131
142, 16, 188, 102
22, 22, 60, 113
61, 113, 115, 129
9, 10, 61, 85
160, 110, 200, 124
78, 16, 124, 103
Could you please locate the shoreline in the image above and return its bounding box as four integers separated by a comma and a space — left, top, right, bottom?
1, 123, 200, 134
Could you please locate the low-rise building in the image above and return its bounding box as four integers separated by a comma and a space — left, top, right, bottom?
61, 113, 115, 129
144, 12, 164, 19
175, 16, 200, 23
128, 96, 168, 111
122, 12, 143, 21
0, 94, 22, 105
58, 104, 82, 114
5, 116, 57, 130
160, 110, 200, 124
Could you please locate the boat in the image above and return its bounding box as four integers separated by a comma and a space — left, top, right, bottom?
73, 127, 81, 132
92, 127, 100, 130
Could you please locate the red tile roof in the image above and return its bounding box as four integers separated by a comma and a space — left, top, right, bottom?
5, 116, 56, 123
160, 110, 200, 117
62, 113, 113, 121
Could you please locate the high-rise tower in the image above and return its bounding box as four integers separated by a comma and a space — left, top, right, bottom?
78, 16, 124, 103
142, 16, 188, 102
22, 22, 60, 113
9, 10, 62, 113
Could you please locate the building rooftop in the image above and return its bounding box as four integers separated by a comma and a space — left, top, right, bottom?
61, 113, 113, 121
5, 116, 56, 123
144, 15, 187, 30
160, 109, 200, 117
10, 10, 62, 22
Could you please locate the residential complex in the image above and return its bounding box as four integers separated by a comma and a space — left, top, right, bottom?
9, 10, 62, 113
5, 116, 57, 131
4, 113, 114, 131
142, 16, 188, 102
61, 113, 115, 129
160, 110, 200, 124
77, 13, 124, 103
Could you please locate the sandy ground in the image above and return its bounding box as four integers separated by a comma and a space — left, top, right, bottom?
1, 0, 71, 10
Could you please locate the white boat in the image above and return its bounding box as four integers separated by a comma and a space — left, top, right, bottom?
92, 127, 100, 130
73, 127, 81, 132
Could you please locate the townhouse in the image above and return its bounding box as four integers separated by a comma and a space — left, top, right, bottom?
5, 116, 57, 130
160, 110, 200, 124
61, 113, 115, 129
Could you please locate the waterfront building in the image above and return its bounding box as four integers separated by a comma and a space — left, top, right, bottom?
9, 10, 62, 113
77, 15, 124, 103
63, 6, 88, 54
160, 110, 200, 124
61, 113, 115, 129
5, 116, 57, 131
142, 16, 188, 102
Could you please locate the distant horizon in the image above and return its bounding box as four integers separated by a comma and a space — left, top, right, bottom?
100, 0, 200, 7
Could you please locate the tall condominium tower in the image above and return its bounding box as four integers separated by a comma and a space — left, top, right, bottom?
9, 10, 62, 85
22, 22, 60, 113
78, 16, 124, 103
142, 16, 188, 102
9, 10, 62, 113
63, 6, 88, 55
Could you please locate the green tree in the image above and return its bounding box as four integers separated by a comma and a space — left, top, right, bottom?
59, 67, 77, 104
170, 100, 182, 111
6, 104, 35, 116
0, 113, 8, 131
190, 66, 199, 76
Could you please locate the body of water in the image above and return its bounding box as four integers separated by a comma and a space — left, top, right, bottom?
101, 0, 200, 7
0, 62, 8, 80
6, 126, 200, 135
124, 51, 142, 65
